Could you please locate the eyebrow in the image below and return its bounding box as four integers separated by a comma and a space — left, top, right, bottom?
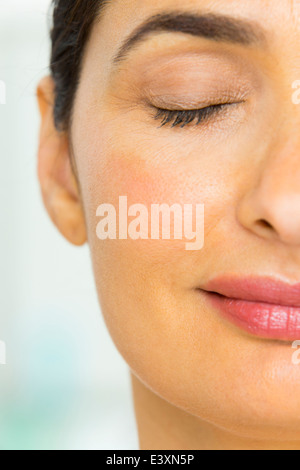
113, 11, 265, 65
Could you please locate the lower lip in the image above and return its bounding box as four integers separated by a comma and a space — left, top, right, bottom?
204, 292, 300, 341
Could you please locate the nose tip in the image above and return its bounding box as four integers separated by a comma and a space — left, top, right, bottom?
258, 196, 300, 245
238, 191, 300, 247
236, 123, 300, 247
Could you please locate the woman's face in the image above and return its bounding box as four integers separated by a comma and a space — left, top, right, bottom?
39, 0, 300, 440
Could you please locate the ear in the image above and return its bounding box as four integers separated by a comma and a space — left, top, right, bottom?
37, 76, 87, 246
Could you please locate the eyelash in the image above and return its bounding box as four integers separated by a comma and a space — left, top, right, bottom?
153, 103, 231, 129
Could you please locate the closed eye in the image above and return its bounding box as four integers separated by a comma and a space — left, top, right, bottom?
153, 102, 240, 129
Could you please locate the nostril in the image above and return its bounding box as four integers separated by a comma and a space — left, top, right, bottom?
257, 219, 273, 230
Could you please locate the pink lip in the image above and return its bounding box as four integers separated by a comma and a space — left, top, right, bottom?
202, 277, 300, 341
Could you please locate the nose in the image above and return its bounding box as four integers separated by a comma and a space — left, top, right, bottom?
237, 134, 300, 246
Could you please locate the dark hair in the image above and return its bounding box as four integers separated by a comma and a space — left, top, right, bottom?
50, 0, 110, 131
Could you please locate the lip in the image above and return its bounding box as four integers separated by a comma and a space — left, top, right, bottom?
201, 277, 300, 341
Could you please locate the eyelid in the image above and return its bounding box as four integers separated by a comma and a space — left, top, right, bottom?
151, 101, 243, 128
151, 98, 245, 111
144, 86, 250, 111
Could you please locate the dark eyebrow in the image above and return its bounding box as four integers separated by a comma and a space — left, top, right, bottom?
113, 11, 265, 65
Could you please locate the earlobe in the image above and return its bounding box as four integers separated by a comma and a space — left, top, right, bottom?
37, 76, 87, 246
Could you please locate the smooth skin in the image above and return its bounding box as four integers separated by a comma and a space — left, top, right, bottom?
38, 0, 300, 450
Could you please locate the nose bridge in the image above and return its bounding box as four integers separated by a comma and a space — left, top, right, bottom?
262, 126, 300, 197
236, 14, 300, 248
258, 116, 300, 221
237, 116, 300, 247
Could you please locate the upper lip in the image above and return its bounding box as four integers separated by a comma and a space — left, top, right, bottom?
203, 277, 300, 308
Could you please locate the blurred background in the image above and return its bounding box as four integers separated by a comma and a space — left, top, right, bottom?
0, 0, 138, 450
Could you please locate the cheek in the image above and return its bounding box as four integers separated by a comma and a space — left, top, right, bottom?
85, 151, 221, 271
80, 140, 228, 231
76, 124, 245, 279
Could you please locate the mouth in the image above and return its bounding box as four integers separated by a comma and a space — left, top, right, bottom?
200, 277, 300, 341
